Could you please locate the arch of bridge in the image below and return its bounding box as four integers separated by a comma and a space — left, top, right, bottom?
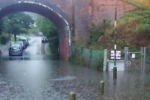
0, 0, 71, 59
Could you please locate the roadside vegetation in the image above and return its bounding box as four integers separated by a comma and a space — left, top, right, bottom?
129, 0, 150, 8
36, 15, 59, 60
71, 6, 150, 70
99, 7, 150, 50
0, 12, 34, 44
2, 12, 34, 42
72, 7, 150, 51
11, 37, 21, 42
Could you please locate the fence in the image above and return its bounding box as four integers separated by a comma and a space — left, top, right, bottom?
145, 47, 150, 72
69, 46, 148, 72
104, 47, 146, 72
69, 46, 104, 70
124, 47, 147, 72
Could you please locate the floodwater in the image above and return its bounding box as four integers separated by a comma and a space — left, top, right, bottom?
0, 37, 149, 100
0, 60, 150, 100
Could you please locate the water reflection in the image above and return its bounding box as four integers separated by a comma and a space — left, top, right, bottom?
1, 55, 51, 61
0, 60, 150, 100
9, 56, 23, 60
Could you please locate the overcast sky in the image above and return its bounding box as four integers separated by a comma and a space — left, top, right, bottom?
24, 12, 37, 21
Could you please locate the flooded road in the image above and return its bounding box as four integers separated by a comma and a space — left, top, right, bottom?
1, 60, 150, 100
0, 60, 102, 100
0, 37, 150, 100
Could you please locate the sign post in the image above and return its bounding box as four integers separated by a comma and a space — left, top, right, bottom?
113, 6, 117, 79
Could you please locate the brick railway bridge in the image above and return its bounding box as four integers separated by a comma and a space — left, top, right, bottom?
0, 0, 135, 59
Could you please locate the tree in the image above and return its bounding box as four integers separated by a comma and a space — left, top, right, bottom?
28, 24, 39, 35
2, 12, 34, 41
0, 20, 3, 35
36, 15, 59, 59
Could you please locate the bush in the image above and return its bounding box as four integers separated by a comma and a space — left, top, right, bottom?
72, 56, 84, 66
129, 45, 141, 59
49, 47, 59, 60
96, 57, 103, 71
36, 15, 60, 60
1, 36, 7, 44
86, 19, 111, 49
66, 55, 71, 61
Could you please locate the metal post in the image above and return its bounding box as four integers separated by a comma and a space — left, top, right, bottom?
126, 47, 128, 71
124, 47, 128, 71
103, 49, 107, 71
141, 47, 143, 72
99, 81, 104, 94
124, 47, 126, 71
69, 92, 76, 100
143, 47, 146, 72
113, 6, 117, 79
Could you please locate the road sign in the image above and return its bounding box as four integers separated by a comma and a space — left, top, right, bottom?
132, 53, 135, 58
111, 51, 121, 59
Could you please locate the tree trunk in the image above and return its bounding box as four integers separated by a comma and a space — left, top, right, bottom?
14, 33, 16, 42
8, 33, 11, 41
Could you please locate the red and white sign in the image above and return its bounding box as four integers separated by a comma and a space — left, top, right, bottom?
111, 51, 121, 59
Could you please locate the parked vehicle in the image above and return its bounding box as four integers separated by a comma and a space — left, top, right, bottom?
26, 39, 29, 46
9, 43, 22, 49
9, 45, 23, 56
18, 39, 29, 47
15, 41, 26, 49
41, 37, 48, 43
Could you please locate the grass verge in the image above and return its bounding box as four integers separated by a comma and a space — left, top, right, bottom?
11, 37, 21, 42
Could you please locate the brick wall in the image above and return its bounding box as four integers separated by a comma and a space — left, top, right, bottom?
73, 0, 135, 38
0, 0, 136, 60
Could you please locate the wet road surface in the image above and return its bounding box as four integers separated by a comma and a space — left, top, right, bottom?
0, 37, 150, 100
1, 37, 50, 60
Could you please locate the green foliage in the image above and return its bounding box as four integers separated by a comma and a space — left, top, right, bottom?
90, 46, 93, 50
48, 47, 51, 52
120, 8, 150, 37
70, 46, 104, 71
135, 24, 150, 36
1, 36, 7, 44
129, 45, 139, 52
1, 12, 34, 41
99, 45, 104, 50
0, 20, 3, 35
80, 45, 84, 53
27, 38, 31, 40
101, 18, 111, 30
87, 22, 104, 45
72, 56, 84, 66
80, 45, 84, 49
96, 57, 103, 71
87, 19, 111, 48
129, 45, 141, 59
27, 24, 39, 35
11, 37, 21, 42
36, 15, 59, 60
66, 55, 71, 61
116, 39, 129, 49
121, 51, 125, 58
